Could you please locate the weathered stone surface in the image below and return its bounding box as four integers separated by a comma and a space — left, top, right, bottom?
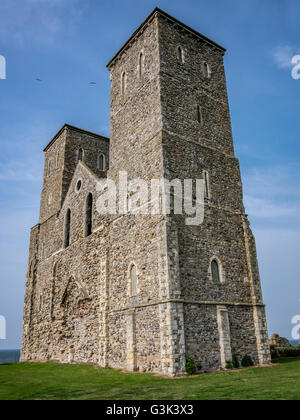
269, 334, 292, 348
21, 8, 271, 376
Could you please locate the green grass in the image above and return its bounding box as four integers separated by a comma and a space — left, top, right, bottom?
0, 359, 300, 400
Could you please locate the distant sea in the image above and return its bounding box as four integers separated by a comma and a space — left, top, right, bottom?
0, 350, 20, 365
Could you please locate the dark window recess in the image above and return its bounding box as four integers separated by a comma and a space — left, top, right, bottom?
85, 193, 93, 237
99, 155, 104, 171
211, 259, 220, 282
64, 209, 71, 248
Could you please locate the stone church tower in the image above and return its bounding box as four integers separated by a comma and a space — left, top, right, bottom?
21, 8, 271, 375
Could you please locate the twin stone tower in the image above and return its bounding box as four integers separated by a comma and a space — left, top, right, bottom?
21, 8, 271, 375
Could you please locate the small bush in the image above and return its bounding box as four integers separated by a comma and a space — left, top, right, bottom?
232, 355, 240, 369
241, 355, 254, 368
186, 357, 197, 375
225, 361, 233, 370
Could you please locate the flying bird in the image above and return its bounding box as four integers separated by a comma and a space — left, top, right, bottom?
35, 78, 42, 82
89, 81, 97, 85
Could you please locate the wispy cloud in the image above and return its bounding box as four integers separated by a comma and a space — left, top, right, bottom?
0, 0, 84, 48
243, 164, 300, 223
0, 160, 41, 182
272, 44, 299, 69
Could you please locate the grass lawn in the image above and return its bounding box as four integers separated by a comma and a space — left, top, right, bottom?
0, 358, 300, 400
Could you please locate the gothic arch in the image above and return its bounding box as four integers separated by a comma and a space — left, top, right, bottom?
208, 256, 225, 284
128, 262, 138, 296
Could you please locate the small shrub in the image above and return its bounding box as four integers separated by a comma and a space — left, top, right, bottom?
225, 361, 233, 370
186, 357, 196, 375
232, 355, 240, 369
241, 355, 254, 368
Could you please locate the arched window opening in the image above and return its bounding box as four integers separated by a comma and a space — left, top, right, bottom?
99, 154, 105, 171
121, 72, 126, 96
78, 148, 83, 162
211, 259, 221, 283
170, 186, 175, 215
177, 46, 184, 63
53, 262, 57, 278
64, 209, 71, 248
138, 52, 144, 80
203, 170, 210, 199
196, 105, 203, 125
130, 264, 137, 296
203, 62, 211, 78
85, 193, 93, 237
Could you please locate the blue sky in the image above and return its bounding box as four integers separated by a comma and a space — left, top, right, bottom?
0, 0, 299, 349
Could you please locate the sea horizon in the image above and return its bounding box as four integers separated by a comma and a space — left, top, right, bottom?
0, 350, 21, 365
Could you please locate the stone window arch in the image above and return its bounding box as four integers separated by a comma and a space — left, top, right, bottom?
209, 257, 225, 283
64, 209, 71, 248
99, 154, 106, 171
128, 263, 138, 296
177, 46, 184, 63
78, 148, 84, 162
196, 105, 204, 125
203, 62, 211, 78
85, 193, 93, 237
121, 72, 127, 96
138, 51, 144, 80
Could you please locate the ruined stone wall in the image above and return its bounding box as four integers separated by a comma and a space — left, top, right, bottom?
39, 127, 109, 225
21, 159, 111, 364
39, 131, 67, 224
22, 9, 271, 375
158, 15, 270, 370
158, 15, 234, 156
108, 15, 162, 181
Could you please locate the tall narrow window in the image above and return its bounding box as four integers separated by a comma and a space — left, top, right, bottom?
78, 148, 83, 162
85, 193, 93, 237
64, 209, 71, 248
130, 264, 137, 296
203, 62, 211, 78
99, 154, 105, 171
211, 259, 220, 283
196, 105, 203, 125
177, 46, 183, 63
203, 170, 210, 199
138, 52, 144, 80
121, 72, 126, 96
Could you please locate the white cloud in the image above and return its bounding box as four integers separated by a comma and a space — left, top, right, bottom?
242, 164, 300, 222
0, 160, 41, 182
0, 0, 84, 47
244, 195, 298, 219
272, 44, 299, 69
